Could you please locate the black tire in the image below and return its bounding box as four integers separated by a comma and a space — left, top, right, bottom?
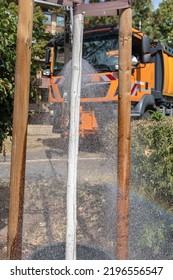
142, 110, 151, 120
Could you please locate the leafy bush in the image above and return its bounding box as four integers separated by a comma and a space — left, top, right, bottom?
101, 117, 173, 204
0, 0, 17, 144
149, 110, 164, 121
131, 118, 173, 203
0, 1, 52, 148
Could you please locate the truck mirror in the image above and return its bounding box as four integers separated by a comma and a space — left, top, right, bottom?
142, 54, 151, 64
142, 36, 150, 54
45, 48, 50, 64
131, 55, 139, 66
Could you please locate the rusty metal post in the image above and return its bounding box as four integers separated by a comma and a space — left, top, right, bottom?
7, 0, 33, 259
116, 7, 132, 260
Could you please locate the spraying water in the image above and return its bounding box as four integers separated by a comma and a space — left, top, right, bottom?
1, 61, 173, 260
58, 58, 109, 99
52, 58, 117, 144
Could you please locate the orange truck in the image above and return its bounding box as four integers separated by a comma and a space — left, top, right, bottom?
42, 24, 173, 136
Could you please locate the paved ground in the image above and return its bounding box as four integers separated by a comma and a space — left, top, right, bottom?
0, 125, 116, 260
1, 125, 173, 260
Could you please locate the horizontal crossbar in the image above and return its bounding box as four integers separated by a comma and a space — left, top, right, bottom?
57, 1, 131, 16
75, 1, 131, 16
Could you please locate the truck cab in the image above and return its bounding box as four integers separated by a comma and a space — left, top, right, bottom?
42, 25, 173, 135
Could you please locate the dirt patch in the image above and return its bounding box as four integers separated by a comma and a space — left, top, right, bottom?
22, 179, 116, 259
0, 178, 116, 260
0, 124, 116, 260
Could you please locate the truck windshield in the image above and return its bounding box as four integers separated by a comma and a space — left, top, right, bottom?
83, 32, 118, 71
53, 29, 119, 74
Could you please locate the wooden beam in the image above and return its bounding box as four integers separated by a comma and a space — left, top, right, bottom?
74, 0, 131, 17
116, 7, 132, 260
57, 0, 82, 8
7, 0, 33, 260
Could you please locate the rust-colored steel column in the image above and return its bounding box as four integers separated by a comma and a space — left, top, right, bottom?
116, 7, 132, 260
7, 0, 33, 259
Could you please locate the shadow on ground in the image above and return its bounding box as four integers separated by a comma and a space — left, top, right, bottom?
0, 184, 9, 230
42, 135, 103, 155
0, 183, 9, 259
42, 138, 68, 157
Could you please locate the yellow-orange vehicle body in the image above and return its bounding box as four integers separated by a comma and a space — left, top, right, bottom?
44, 25, 173, 136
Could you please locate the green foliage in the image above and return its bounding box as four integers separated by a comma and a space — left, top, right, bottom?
132, 0, 154, 36
30, 5, 52, 101
152, 0, 173, 46
0, 0, 17, 143
101, 116, 173, 205
139, 222, 167, 256
0, 1, 52, 145
84, 1, 155, 36
149, 110, 164, 121
85, 16, 118, 27
131, 118, 173, 204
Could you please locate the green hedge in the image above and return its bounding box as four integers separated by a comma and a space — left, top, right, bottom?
131, 118, 173, 203
101, 117, 173, 204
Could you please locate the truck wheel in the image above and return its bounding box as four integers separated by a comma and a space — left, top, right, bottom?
142, 110, 151, 120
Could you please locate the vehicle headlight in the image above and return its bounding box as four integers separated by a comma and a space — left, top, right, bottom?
42, 69, 51, 76
115, 63, 119, 70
